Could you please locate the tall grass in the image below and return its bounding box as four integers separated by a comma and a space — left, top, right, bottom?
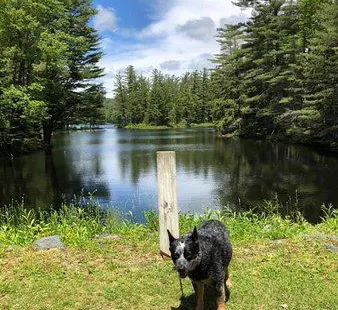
0, 200, 337, 249
0, 201, 119, 247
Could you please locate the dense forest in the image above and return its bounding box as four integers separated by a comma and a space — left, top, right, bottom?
112, 0, 337, 149
0, 0, 104, 156
109, 67, 213, 127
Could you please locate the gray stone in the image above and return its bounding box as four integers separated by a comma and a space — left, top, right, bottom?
95, 233, 121, 241
271, 239, 286, 247
275, 239, 285, 244
6, 245, 20, 252
263, 224, 272, 230
303, 234, 338, 241
33, 235, 64, 250
325, 244, 338, 253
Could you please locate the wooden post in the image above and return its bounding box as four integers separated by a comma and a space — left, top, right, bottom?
157, 151, 179, 257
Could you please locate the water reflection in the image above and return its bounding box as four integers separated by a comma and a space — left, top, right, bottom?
0, 127, 337, 223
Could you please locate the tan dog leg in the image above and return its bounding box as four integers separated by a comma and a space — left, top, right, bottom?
216, 284, 226, 310
193, 281, 204, 310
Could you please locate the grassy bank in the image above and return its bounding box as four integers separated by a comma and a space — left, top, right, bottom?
124, 122, 214, 130
0, 204, 337, 309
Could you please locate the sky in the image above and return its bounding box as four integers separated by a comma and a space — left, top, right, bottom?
92, 0, 250, 97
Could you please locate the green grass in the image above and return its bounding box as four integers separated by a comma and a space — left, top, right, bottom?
0, 203, 337, 309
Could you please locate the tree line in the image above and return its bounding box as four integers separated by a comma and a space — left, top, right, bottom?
110, 66, 214, 127
0, 0, 104, 156
112, 0, 337, 149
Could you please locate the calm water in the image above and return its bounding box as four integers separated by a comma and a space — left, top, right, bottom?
1, 127, 337, 223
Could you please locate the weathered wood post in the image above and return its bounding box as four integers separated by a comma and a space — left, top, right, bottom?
157, 151, 179, 257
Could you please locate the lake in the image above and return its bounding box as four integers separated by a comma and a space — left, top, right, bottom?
1, 126, 337, 223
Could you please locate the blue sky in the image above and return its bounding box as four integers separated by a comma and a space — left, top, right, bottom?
92, 0, 249, 97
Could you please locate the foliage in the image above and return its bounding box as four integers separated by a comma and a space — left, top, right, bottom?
111, 66, 213, 128
1, 199, 336, 249
211, 0, 337, 148
0, 0, 104, 156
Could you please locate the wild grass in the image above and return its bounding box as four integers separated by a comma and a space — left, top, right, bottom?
0, 201, 337, 309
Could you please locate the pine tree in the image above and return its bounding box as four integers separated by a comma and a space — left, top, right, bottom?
112, 72, 127, 127
211, 23, 246, 134
125, 65, 139, 124
136, 75, 150, 123
301, 1, 338, 146
200, 68, 212, 122
145, 70, 165, 125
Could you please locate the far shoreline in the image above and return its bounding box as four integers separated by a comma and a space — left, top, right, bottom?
123, 122, 215, 130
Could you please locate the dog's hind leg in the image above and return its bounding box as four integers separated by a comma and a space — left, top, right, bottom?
224, 268, 231, 302
192, 281, 204, 310
216, 283, 226, 310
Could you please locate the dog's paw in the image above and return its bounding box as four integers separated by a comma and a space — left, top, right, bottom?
217, 304, 226, 310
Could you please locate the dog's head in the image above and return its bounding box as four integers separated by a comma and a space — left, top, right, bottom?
167, 227, 201, 278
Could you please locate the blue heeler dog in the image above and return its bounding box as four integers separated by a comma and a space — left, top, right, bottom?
168, 220, 232, 310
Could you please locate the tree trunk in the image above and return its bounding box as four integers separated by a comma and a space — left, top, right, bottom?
43, 123, 53, 148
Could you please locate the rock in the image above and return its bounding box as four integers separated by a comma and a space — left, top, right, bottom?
275, 239, 285, 244
263, 224, 272, 230
6, 245, 20, 252
95, 233, 121, 241
325, 244, 338, 253
33, 235, 64, 250
271, 239, 286, 248
281, 304, 288, 309
303, 234, 338, 241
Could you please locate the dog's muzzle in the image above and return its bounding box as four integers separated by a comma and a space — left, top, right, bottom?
178, 268, 187, 278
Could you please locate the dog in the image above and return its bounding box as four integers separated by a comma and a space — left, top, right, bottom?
168, 220, 232, 310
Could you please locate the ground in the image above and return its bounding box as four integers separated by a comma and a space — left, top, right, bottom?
1, 230, 337, 310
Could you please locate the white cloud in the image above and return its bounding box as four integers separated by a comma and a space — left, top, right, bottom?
93, 5, 117, 33
97, 0, 250, 97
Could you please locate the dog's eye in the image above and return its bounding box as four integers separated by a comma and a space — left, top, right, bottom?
184, 252, 192, 260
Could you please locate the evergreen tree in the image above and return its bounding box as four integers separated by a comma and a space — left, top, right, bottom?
210, 23, 246, 134
136, 75, 150, 123
145, 70, 164, 125
300, 1, 338, 145
112, 72, 127, 127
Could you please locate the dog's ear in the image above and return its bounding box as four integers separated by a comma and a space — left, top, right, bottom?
191, 226, 198, 242
167, 229, 176, 244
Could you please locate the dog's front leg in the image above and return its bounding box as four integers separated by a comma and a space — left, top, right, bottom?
192, 281, 204, 310
216, 283, 226, 310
